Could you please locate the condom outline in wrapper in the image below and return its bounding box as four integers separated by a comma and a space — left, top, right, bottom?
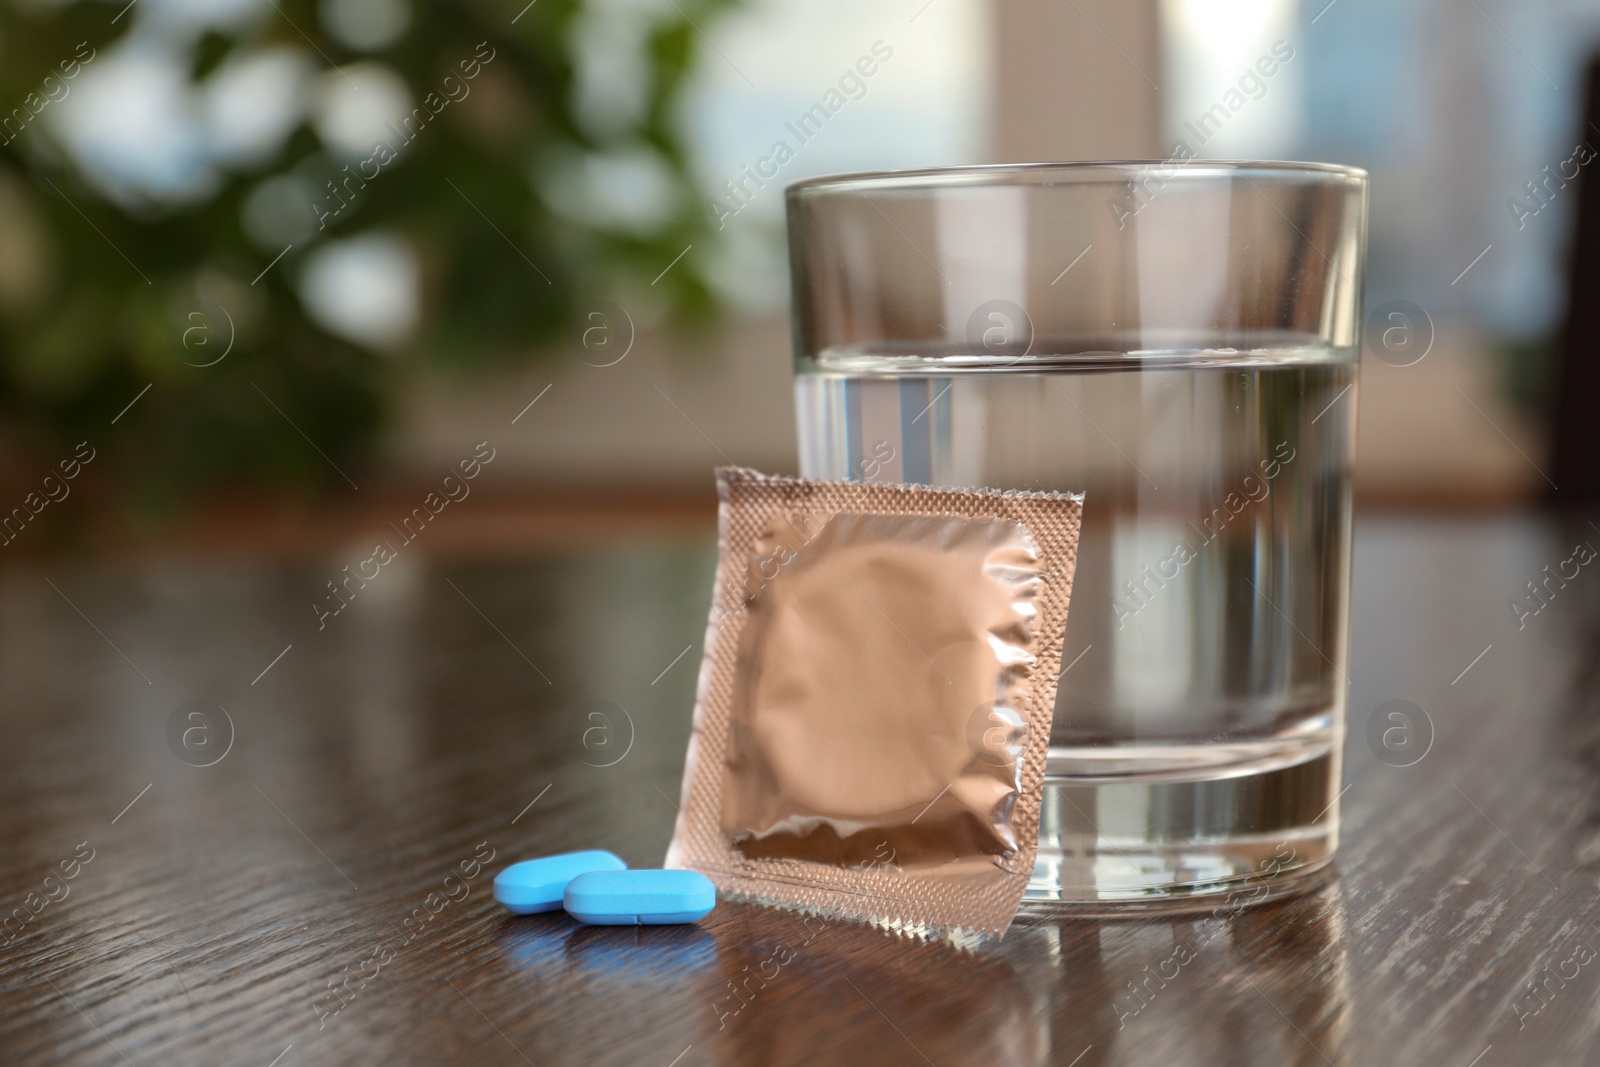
666, 468, 1083, 940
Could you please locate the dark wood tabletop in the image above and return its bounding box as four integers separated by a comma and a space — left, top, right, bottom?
3, 511, 1599, 1067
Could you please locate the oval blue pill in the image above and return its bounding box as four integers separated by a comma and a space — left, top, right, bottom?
494, 851, 627, 915
563, 870, 716, 925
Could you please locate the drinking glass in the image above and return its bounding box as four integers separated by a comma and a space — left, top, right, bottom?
785, 161, 1367, 908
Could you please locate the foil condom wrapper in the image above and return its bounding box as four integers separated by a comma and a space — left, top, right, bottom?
666, 467, 1084, 940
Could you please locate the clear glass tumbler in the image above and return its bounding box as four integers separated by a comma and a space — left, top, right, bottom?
785, 161, 1367, 908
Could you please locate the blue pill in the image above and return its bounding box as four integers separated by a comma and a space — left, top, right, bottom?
563, 869, 716, 925
494, 851, 627, 914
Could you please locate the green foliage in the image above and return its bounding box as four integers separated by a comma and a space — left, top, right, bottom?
0, 0, 733, 505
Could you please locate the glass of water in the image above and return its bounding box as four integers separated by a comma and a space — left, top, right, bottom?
785, 162, 1367, 909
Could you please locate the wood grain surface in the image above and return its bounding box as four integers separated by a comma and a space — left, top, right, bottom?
2, 514, 1599, 1066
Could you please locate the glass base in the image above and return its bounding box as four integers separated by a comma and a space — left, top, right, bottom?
1021, 738, 1339, 913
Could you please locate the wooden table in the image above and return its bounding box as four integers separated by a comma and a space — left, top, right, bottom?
2, 513, 1598, 1066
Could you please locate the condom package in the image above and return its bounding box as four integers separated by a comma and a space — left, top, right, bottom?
666, 468, 1084, 939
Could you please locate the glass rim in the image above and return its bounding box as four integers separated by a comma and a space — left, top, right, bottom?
787, 159, 1368, 198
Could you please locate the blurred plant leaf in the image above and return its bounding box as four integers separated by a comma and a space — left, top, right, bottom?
0, 0, 736, 506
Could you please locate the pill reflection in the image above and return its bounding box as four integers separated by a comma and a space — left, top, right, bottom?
563, 923, 718, 982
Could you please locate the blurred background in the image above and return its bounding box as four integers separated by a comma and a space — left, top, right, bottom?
0, 0, 1591, 552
